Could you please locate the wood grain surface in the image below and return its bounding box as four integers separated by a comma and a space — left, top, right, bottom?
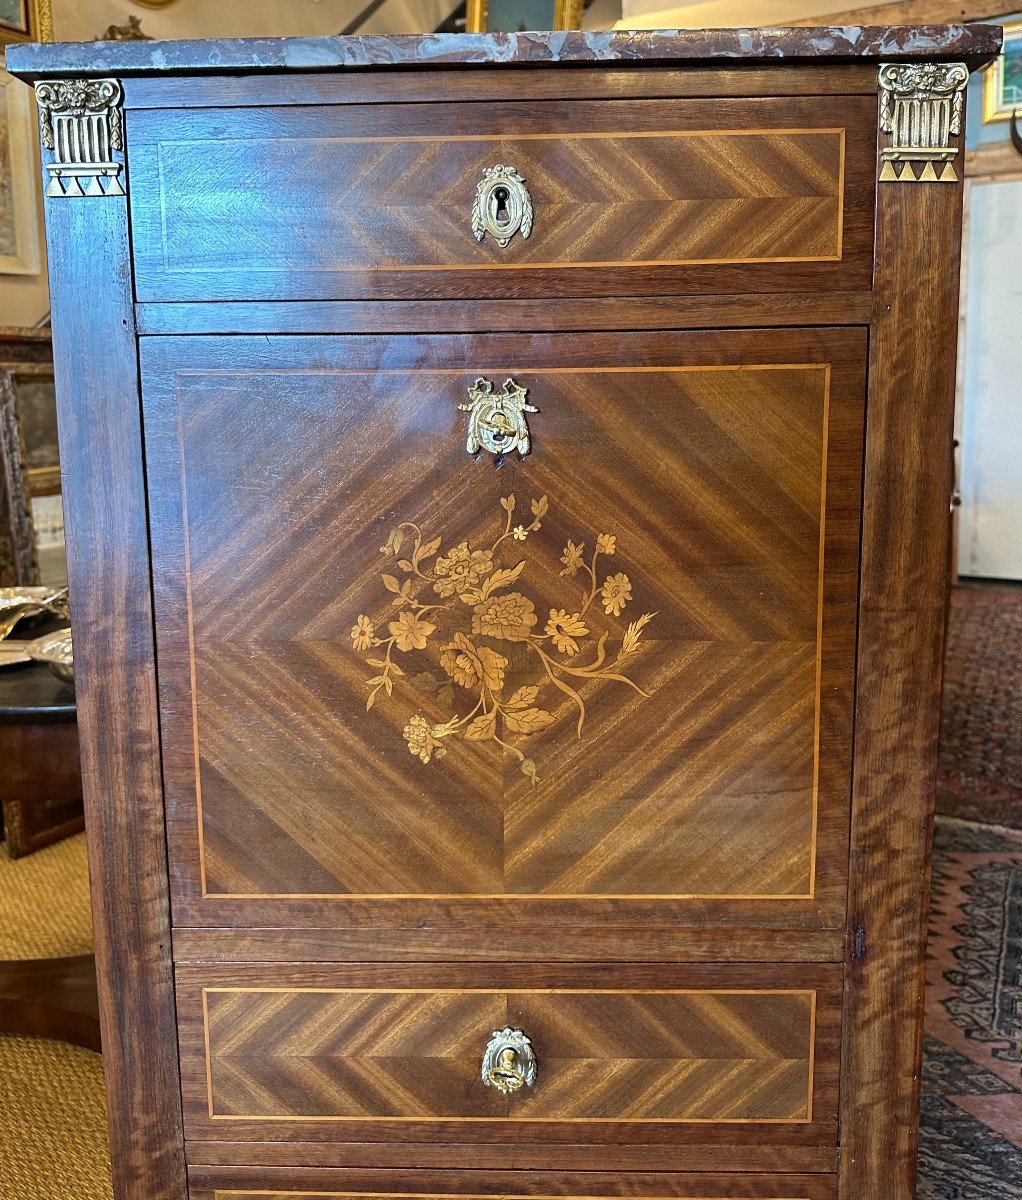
176, 963, 840, 1158
133, 293, 877, 337
127, 96, 876, 302
186, 1169, 839, 1200
120, 64, 880, 110
837, 96, 969, 1200
38, 137, 187, 1198
186, 1165, 840, 1199
139, 329, 864, 964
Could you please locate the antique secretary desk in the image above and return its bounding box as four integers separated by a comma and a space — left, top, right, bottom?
6, 24, 1003, 1200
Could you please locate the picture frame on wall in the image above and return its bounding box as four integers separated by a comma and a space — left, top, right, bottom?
1, 1, 49, 275
465, 0, 582, 33
983, 17, 1022, 122
0, 70, 41, 274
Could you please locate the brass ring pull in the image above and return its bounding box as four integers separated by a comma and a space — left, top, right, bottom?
481, 1027, 537, 1095
459, 376, 538, 462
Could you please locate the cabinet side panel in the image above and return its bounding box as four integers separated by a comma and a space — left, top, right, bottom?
37, 100, 187, 1198
840, 111, 965, 1197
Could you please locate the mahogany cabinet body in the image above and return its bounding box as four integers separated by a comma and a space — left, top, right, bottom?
6, 25, 1002, 1200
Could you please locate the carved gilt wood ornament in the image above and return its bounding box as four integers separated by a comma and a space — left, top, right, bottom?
354, 494, 656, 784
878, 62, 968, 183
34, 79, 124, 198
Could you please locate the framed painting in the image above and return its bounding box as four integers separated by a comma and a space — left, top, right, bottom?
0, 70, 40, 275
465, 0, 582, 33
1, 1, 48, 275
0, 0, 51, 42
984, 17, 1022, 122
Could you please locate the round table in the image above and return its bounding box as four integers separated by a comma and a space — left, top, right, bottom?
0, 637, 99, 1052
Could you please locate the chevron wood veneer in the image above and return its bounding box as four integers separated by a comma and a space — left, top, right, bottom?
199, 988, 816, 1122
174, 962, 842, 1152
127, 95, 878, 302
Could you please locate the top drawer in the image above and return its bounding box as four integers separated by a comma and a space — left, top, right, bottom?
126, 95, 877, 302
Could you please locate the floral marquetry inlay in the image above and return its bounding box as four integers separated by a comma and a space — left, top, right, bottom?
352, 494, 656, 783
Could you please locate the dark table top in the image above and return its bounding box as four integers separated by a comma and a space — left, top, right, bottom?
0, 622, 75, 723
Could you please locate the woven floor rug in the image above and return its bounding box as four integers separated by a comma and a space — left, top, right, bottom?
0, 833, 111, 1200
919, 817, 1022, 1197
937, 582, 1022, 829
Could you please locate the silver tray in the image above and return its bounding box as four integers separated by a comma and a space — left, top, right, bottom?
27, 628, 74, 683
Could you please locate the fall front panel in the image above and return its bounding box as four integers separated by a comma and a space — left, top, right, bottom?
139, 330, 865, 945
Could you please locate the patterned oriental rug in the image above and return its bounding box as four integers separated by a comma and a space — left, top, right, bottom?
918, 817, 1022, 1197
937, 582, 1022, 829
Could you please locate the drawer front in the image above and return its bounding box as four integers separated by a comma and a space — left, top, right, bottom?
186, 1168, 838, 1200
141, 328, 864, 958
177, 963, 840, 1153
127, 95, 876, 301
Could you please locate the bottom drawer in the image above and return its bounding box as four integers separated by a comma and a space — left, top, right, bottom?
187, 1168, 838, 1200
177, 963, 841, 1172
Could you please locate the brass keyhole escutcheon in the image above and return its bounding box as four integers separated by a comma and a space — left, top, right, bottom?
471, 164, 534, 247
481, 1027, 537, 1096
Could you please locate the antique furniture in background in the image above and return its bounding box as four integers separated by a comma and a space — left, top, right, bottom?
0, 612, 94, 1050
0, 617, 81, 856
7, 26, 1003, 1200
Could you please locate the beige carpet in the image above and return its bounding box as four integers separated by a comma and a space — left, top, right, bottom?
0, 833, 112, 1200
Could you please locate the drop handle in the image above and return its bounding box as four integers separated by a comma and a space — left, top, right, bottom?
481, 1027, 537, 1095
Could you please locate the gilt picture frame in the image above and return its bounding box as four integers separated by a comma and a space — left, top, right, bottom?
983, 17, 1022, 123
465, 0, 583, 34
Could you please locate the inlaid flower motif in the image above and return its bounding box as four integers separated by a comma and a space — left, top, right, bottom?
559, 539, 584, 577
403, 714, 448, 764
440, 633, 508, 692
355, 496, 654, 781
545, 609, 589, 656
433, 542, 493, 598
600, 572, 632, 617
351, 614, 375, 651
472, 591, 537, 641
389, 610, 436, 652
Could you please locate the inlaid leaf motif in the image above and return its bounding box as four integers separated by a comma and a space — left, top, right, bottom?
354, 496, 655, 781
466, 711, 497, 741
504, 707, 555, 734
481, 561, 526, 596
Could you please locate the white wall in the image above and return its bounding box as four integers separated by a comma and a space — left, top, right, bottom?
53, 0, 369, 41
617, 0, 848, 27
959, 177, 1022, 580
